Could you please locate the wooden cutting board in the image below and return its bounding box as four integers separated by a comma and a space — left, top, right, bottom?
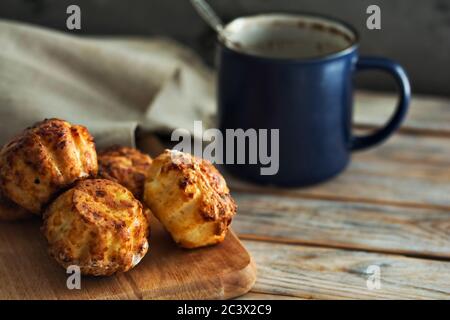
0, 214, 256, 300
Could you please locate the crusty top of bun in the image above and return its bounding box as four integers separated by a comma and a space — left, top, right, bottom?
148, 149, 236, 224
42, 179, 149, 276
98, 146, 152, 199
143, 150, 236, 248
0, 119, 98, 214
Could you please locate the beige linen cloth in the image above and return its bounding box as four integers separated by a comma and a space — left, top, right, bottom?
0, 19, 216, 148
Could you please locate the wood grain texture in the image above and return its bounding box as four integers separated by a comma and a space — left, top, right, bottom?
232, 192, 450, 258
244, 240, 450, 300
354, 90, 450, 135
236, 292, 304, 300
0, 216, 256, 300
227, 133, 450, 210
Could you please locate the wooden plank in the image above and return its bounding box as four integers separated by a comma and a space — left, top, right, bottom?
227, 133, 450, 210
232, 192, 450, 258
236, 292, 304, 300
243, 240, 450, 300
354, 90, 450, 135
0, 217, 256, 300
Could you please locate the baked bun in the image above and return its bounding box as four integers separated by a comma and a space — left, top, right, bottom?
143, 150, 236, 249
98, 146, 152, 199
0, 119, 98, 214
0, 191, 30, 221
42, 179, 149, 276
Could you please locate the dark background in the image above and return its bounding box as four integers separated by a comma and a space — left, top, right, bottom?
1, 0, 449, 96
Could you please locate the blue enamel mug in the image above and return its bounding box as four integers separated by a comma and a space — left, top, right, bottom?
217, 13, 410, 186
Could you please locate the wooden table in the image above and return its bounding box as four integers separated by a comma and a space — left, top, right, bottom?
227, 91, 450, 300
2, 91, 448, 300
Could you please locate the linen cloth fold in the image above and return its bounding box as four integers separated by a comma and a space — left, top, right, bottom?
0, 19, 215, 148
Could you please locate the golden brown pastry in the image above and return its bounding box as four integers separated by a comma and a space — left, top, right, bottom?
0, 191, 30, 221
0, 119, 98, 214
42, 179, 149, 276
143, 150, 236, 249
98, 146, 152, 199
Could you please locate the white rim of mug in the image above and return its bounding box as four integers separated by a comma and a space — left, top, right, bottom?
219, 12, 361, 64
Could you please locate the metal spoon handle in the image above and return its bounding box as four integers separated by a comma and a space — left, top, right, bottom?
190, 0, 225, 34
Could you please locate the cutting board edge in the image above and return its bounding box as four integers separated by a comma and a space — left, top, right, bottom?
0, 223, 257, 300
221, 256, 257, 300
138, 231, 257, 300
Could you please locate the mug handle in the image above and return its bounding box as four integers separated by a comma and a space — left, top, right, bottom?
351, 56, 411, 151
